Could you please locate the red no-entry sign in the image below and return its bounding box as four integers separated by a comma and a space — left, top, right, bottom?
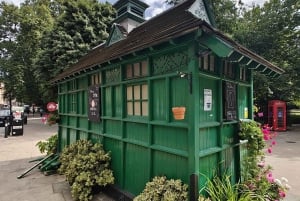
47, 102, 57, 112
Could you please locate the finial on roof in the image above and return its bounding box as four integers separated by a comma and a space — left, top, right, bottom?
188, 0, 216, 27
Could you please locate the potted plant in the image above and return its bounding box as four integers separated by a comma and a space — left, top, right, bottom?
172, 106, 186, 120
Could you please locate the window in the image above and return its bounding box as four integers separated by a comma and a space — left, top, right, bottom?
199, 54, 215, 72
126, 60, 148, 79
223, 60, 234, 78
239, 67, 247, 81
126, 83, 148, 116
70, 93, 77, 113
90, 73, 101, 85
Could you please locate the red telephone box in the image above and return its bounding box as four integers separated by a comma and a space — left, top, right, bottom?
268, 100, 286, 131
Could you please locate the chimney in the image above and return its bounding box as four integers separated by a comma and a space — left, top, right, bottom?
113, 0, 149, 33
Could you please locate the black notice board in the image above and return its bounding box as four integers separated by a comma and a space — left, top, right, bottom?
88, 85, 100, 122
224, 81, 237, 120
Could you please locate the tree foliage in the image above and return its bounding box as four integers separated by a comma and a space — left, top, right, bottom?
234, 0, 300, 107
35, 0, 115, 102
0, 0, 115, 106
166, 0, 300, 107
1, 0, 299, 108
0, 2, 22, 102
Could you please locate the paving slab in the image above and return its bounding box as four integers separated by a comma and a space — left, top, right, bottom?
265, 125, 300, 201
1, 118, 299, 201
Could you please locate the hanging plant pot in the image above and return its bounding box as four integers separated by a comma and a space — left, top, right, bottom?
172, 107, 186, 120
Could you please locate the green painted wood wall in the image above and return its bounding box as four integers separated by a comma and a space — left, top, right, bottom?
57, 33, 253, 198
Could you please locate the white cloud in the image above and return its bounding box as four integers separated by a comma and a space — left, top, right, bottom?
243, 0, 267, 6
3, 0, 268, 18
2, 0, 23, 6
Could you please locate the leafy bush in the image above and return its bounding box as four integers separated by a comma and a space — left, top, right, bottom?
36, 134, 58, 155
238, 120, 290, 200
58, 140, 114, 201
199, 174, 260, 201
46, 111, 59, 125
134, 176, 188, 201
239, 120, 266, 179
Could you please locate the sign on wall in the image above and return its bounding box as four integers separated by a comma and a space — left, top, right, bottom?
204, 89, 212, 111
88, 85, 100, 122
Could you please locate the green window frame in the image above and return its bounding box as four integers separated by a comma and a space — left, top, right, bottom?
90, 72, 101, 85
126, 60, 148, 79
223, 60, 235, 78
70, 93, 77, 113
126, 83, 148, 116
239, 67, 247, 81
199, 54, 215, 73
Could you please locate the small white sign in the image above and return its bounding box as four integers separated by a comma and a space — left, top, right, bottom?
204, 89, 212, 111
13, 126, 23, 129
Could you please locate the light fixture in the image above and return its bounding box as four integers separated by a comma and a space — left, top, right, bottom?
177, 71, 192, 94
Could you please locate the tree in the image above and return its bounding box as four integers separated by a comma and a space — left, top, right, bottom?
0, 2, 23, 105
234, 0, 300, 107
16, 0, 55, 105
35, 0, 115, 102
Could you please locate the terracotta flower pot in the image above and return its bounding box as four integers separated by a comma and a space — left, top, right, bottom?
172, 107, 186, 120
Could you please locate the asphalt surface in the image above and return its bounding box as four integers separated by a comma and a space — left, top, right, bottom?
0, 118, 299, 201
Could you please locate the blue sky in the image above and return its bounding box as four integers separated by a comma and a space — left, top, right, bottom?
3, 0, 268, 19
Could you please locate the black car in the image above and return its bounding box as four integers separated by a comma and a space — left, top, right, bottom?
12, 106, 28, 124
0, 109, 12, 127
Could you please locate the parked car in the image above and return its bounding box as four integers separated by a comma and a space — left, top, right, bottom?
0, 109, 11, 127
12, 106, 27, 124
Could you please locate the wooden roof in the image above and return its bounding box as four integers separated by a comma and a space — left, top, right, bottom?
52, 0, 284, 83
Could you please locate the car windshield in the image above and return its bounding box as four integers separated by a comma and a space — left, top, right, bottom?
0, 110, 10, 116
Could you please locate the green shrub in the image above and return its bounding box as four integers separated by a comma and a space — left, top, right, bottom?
36, 134, 58, 155
134, 176, 188, 201
199, 174, 261, 201
58, 140, 114, 201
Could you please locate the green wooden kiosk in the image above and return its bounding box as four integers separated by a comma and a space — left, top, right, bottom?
52, 0, 284, 200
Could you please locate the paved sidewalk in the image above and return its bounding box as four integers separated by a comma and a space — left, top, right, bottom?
0, 118, 299, 201
265, 124, 300, 201
0, 118, 114, 201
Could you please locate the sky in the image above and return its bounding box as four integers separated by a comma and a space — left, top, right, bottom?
3, 0, 268, 19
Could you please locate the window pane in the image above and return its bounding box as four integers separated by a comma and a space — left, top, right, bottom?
134, 102, 141, 115
98, 73, 102, 84
134, 63, 140, 77
141, 84, 148, 99
209, 55, 214, 71
126, 64, 132, 78
134, 85, 140, 100
142, 101, 148, 116
127, 86, 133, 100
141, 60, 148, 76
203, 55, 208, 70
127, 102, 133, 115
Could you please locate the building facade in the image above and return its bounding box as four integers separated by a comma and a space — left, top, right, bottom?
52, 0, 284, 200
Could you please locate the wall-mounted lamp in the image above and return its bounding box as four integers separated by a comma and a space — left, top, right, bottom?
177, 71, 192, 94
